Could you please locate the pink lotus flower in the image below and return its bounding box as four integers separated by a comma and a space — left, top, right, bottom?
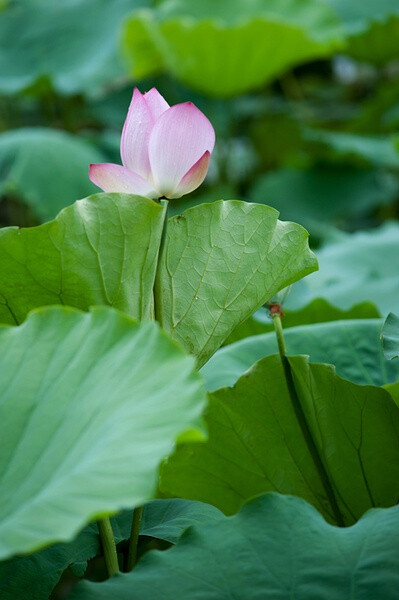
89, 87, 215, 200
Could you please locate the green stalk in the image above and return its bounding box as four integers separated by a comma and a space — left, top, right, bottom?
153, 199, 169, 322
126, 506, 143, 572
271, 306, 344, 527
125, 198, 168, 570
97, 517, 119, 577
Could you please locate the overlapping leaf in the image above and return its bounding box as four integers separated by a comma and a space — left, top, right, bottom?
0, 193, 166, 324
304, 130, 399, 169
71, 494, 399, 600
287, 223, 399, 314
155, 200, 317, 366
122, 0, 343, 97
0, 195, 316, 367
0, 0, 148, 95
0, 306, 206, 559
0, 498, 221, 600
250, 166, 399, 238
0, 528, 99, 600
0, 128, 106, 221
162, 354, 399, 523
112, 498, 223, 546
382, 313, 399, 360
203, 318, 399, 391
328, 0, 399, 63
225, 299, 380, 344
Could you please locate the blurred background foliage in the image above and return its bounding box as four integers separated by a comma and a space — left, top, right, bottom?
1, 0, 399, 317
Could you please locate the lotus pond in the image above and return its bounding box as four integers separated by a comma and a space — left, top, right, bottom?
1, 1, 399, 598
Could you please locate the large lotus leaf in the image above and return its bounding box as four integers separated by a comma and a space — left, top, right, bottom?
0, 193, 166, 324
0, 498, 220, 600
382, 313, 399, 360
249, 166, 399, 237
384, 382, 399, 410
162, 354, 399, 524
0, 528, 99, 600
346, 15, 399, 64
0, 128, 106, 221
0, 0, 148, 95
142, 499, 222, 543
286, 223, 399, 315
363, 73, 399, 122
154, 200, 317, 366
305, 129, 399, 169
0, 306, 206, 560
328, 0, 399, 31
328, 0, 399, 64
203, 318, 399, 391
113, 498, 223, 546
225, 299, 380, 344
122, 0, 342, 97
71, 494, 399, 600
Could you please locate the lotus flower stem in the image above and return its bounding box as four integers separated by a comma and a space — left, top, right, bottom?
97, 517, 119, 577
125, 197, 167, 570
153, 198, 169, 321
126, 506, 143, 572
271, 305, 345, 527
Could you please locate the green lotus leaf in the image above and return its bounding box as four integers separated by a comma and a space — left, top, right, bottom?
70, 493, 399, 600
155, 200, 317, 366
112, 498, 223, 546
0, 193, 166, 324
0, 306, 206, 559
304, 130, 399, 169
382, 313, 399, 360
0, 128, 105, 221
225, 299, 380, 344
287, 222, 399, 315
0, 528, 99, 600
328, 0, 399, 63
162, 354, 399, 524
0, 0, 148, 95
249, 166, 399, 239
122, 0, 343, 97
0, 498, 221, 600
203, 318, 398, 391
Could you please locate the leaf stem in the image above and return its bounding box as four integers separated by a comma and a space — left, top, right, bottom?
271, 305, 344, 526
126, 506, 143, 571
97, 517, 119, 577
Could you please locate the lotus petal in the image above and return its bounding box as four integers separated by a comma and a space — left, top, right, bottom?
144, 87, 170, 122
148, 102, 215, 197
120, 88, 153, 179
170, 151, 211, 199
89, 163, 157, 198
